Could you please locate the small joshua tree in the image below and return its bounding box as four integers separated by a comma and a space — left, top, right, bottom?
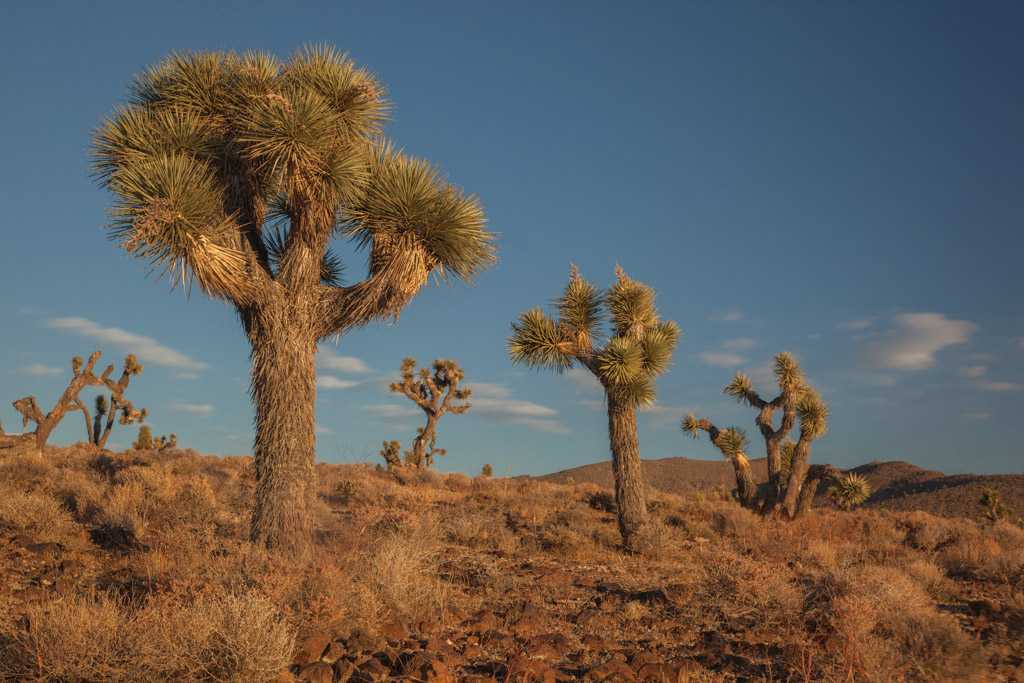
681, 417, 758, 507
481, 463, 493, 477
828, 472, 872, 511
133, 425, 155, 450
379, 440, 403, 471
509, 265, 680, 550
154, 433, 177, 450
683, 357, 829, 519
388, 358, 471, 468
723, 353, 805, 507
980, 489, 1006, 523
2, 352, 146, 457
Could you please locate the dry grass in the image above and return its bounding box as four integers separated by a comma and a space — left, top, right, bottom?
0, 446, 1021, 681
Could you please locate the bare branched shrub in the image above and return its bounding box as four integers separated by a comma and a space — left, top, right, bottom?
0, 487, 79, 543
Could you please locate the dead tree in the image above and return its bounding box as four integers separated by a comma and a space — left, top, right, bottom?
3, 352, 146, 457
388, 358, 471, 468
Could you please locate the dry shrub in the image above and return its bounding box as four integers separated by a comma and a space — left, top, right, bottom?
905, 558, 952, 598
1, 594, 137, 681
0, 455, 53, 490
363, 516, 449, 623
0, 487, 79, 543
136, 591, 294, 682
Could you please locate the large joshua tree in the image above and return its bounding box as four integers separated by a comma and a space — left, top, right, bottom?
92, 48, 495, 553
388, 358, 472, 468
508, 265, 680, 550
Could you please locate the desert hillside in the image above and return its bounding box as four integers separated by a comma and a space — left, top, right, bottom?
1, 445, 1022, 682
540, 457, 1024, 523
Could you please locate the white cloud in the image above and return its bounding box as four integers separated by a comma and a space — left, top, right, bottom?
48, 317, 206, 371
709, 310, 744, 322
640, 402, 692, 428
18, 363, 62, 376
698, 351, 747, 367
175, 371, 200, 380
959, 365, 987, 379
838, 318, 874, 331
864, 313, 976, 371
318, 349, 372, 374
566, 367, 601, 393
362, 403, 420, 418
318, 375, 361, 390
722, 337, 756, 351
315, 424, 334, 435
975, 380, 1022, 392
470, 382, 512, 399
513, 418, 570, 434
171, 402, 214, 416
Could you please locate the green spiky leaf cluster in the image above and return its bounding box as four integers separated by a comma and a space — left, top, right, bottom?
717, 428, 749, 460
93, 47, 494, 305
797, 388, 829, 439
508, 266, 680, 408
828, 472, 872, 510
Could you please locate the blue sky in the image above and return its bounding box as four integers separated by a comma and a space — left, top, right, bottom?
1, 1, 1022, 475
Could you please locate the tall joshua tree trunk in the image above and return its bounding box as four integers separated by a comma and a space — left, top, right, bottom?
410, 415, 438, 468
607, 394, 648, 550
248, 295, 318, 554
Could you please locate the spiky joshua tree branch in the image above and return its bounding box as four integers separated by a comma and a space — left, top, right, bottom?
93, 47, 495, 553
509, 265, 680, 550
386, 358, 471, 468
4, 352, 146, 457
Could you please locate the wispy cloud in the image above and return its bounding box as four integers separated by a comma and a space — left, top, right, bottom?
512, 418, 570, 434
48, 317, 206, 371
18, 363, 62, 376
863, 313, 975, 371
317, 376, 361, 390
362, 403, 420, 418
709, 310, 744, 322
175, 371, 200, 380
315, 424, 334, 435
959, 365, 987, 379
471, 382, 512, 399
722, 337, 756, 351
318, 349, 372, 374
171, 402, 214, 416
975, 380, 1022, 392
963, 411, 992, 421
698, 351, 747, 367
472, 393, 570, 434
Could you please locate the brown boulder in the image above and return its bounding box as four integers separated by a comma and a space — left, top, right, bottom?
297, 662, 334, 683
294, 632, 332, 666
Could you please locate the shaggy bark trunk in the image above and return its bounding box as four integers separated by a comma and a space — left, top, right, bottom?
730, 454, 758, 509
248, 296, 318, 555
606, 393, 648, 550
412, 414, 438, 468
781, 441, 812, 519
795, 474, 821, 517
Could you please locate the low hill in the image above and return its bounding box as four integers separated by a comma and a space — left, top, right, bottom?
539, 456, 1024, 521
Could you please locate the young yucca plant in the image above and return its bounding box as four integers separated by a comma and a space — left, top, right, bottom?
388, 358, 471, 468
509, 265, 680, 550
828, 472, 872, 511
93, 48, 495, 554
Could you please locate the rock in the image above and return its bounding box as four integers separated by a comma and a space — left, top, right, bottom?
380, 619, 410, 642
321, 641, 347, 664
354, 656, 389, 681
636, 662, 681, 682
506, 654, 559, 682
346, 629, 385, 653
294, 632, 332, 666
274, 670, 297, 682
297, 662, 334, 683
333, 660, 357, 683
587, 658, 637, 682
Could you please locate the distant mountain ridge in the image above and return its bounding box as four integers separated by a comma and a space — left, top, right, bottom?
536, 456, 1024, 521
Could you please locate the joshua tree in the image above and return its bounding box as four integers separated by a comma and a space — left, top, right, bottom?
133, 425, 155, 450
683, 357, 829, 519
681, 417, 758, 507
722, 353, 805, 507
780, 388, 830, 518
388, 358, 471, 468
828, 472, 872, 511
379, 440, 403, 471
1, 352, 145, 457
508, 265, 680, 550
93, 48, 494, 553
481, 463, 493, 477
154, 433, 178, 450
980, 489, 1007, 523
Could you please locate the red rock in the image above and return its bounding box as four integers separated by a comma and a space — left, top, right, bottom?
297, 661, 334, 683
587, 658, 637, 682
380, 619, 410, 642
321, 641, 347, 663
637, 662, 681, 682
294, 632, 332, 666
